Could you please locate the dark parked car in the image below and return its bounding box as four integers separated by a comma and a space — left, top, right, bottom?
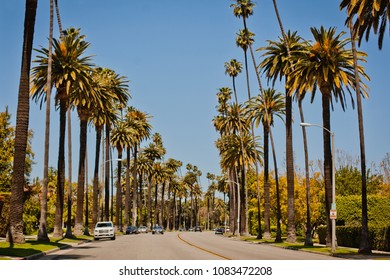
152, 225, 164, 234
194, 226, 202, 232
125, 226, 139, 235
215, 227, 225, 235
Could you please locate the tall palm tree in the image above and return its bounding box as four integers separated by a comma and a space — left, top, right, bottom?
349, 22, 371, 254
125, 107, 152, 227
90, 68, 121, 227
143, 134, 166, 228
163, 159, 182, 228
7, 0, 37, 244
235, 28, 256, 236
37, 0, 54, 242
340, 0, 390, 49
288, 26, 369, 247
268, 0, 298, 243
111, 120, 133, 231
224, 59, 242, 102
31, 27, 94, 237
231, 0, 265, 238
258, 30, 303, 242
245, 88, 285, 239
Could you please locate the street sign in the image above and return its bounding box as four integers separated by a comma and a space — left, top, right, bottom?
330, 209, 337, 220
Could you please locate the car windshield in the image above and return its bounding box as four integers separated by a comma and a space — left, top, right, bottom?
96, 222, 112, 228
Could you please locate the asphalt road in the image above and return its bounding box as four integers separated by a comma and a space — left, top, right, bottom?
39, 231, 338, 260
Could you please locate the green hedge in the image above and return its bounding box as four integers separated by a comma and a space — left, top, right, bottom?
317, 225, 390, 252
337, 195, 390, 227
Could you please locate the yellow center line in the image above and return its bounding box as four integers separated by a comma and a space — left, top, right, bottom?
177, 233, 232, 260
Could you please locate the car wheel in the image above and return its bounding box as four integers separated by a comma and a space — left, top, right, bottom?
111, 236, 116, 240
94, 237, 99, 241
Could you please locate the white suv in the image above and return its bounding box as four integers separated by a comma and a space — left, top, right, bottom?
94, 221, 115, 240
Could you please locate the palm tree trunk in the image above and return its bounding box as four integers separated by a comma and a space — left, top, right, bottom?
350, 24, 371, 254
92, 127, 102, 226
53, 94, 67, 238
7, 0, 37, 244
263, 124, 271, 239
116, 153, 123, 231
147, 175, 152, 229
38, 0, 53, 242
269, 128, 282, 242
104, 123, 110, 221
74, 117, 88, 236
84, 148, 90, 235
298, 98, 313, 246
161, 181, 166, 226
132, 146, 138, 226
124, 148, 131, 228
64, 108, 73, 238
321, 92, 333, 247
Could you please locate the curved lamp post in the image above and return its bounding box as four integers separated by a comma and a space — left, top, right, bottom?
300, 122, 336, 253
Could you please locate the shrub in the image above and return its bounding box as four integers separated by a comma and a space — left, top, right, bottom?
317, 225, 390, 251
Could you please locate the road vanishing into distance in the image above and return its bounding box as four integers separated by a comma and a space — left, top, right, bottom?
38, 231, 338, 260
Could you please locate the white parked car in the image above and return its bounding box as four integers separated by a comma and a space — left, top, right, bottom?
94, 221, 115, 240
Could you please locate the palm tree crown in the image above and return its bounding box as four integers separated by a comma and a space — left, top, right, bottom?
340, 0, 390, 49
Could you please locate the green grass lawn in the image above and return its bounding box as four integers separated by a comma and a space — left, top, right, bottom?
239, 236, 362, 256
0, 235, 93, 259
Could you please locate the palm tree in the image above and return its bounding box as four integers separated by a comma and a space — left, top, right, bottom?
267, 0, 298, 243
258, 30, 303, 242
349, 22, 371, 254
143, 134, 166, 228
89, 68, 122, 227
232, 1, 265, 237
224, 59, 243, 102
111, 120, 133, 231
37, 0, 54, 242
7, 0, 37, 244
31, 27, 94, 237
125, 107, 152, 227
235, 28, 256, 236
340, 0, 390, 50
288, 26, 369, 247
163, 159, 182, 228
245, 88, 285, 239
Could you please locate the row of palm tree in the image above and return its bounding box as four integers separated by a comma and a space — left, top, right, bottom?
212, 0, 381, 253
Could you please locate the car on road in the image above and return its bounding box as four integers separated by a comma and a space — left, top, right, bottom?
125, 226, 139, 235
152, 225, 164, 234
194, 226, 202, 232
94, 221, 115, 240
138, 226, 148, 233
215, 227, 225, 235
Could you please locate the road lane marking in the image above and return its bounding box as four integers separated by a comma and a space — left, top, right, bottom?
177, 233, 232, 260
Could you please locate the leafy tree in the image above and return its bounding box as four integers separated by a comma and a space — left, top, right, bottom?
0, 109, 14, 193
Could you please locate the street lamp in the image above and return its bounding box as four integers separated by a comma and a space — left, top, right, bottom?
226, 180, 240, 237
301, 122, 337, 253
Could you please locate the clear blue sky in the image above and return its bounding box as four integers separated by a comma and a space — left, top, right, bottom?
1, 0, 389, 189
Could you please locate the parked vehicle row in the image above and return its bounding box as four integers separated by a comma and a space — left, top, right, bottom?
94, 221, 228, 241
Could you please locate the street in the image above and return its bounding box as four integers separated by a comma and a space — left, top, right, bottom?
38, 231, 338, 260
